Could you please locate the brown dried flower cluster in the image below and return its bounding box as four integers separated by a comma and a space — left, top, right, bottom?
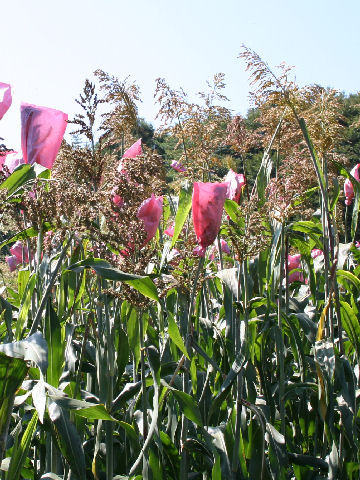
222, 199, 271, 262
239, 46, 347, 169
155, 75, 231, 181
264, 151, 318, 222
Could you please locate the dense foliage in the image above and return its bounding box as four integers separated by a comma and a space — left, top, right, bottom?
0, 50, 360, 480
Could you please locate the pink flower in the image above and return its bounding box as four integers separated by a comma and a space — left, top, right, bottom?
355, 241, 360, 249
6, 255, 20, 272
10, 241, 30, 263
0, 83, 12, 120
209, 238, 231, 260
224, 169, 246, 204
164, 223, 175, 237
311, 249, 323, 259
111, 187, 124, 208
137, 194, 163, 244
192, 182, 229, 249
6, 241, 31, 271
21, 102, 68, 169
193, 245, 206, 257
2, 151, 25, 174
117, 139, 142, 174
219, 239, 231, 255
123, 138, 142, 159
344, 164, 360, 206
287, 254, 304, 283
171, 160, 186, 172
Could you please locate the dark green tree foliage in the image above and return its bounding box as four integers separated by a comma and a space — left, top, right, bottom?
337, 92, 360, 166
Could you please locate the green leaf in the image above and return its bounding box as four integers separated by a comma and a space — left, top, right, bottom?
266, 422, 288, 479
0, 164, 35, 195
298, 118, 327, 198
161, 380, 203, 427
7, 410, 38, 480
127, 308, 140, 371
48, 401, 86, 480
118, 421, 140, 444
171, 180, 193, 248
0, 353, 28, 448
340, 301, 360, 361
126, 277, 159, 302
112, 382, 142, 413
224, 199, 245, 227
0, 332, 48, 376
45, 303, 64, 388
49, 395, 116, 421
0, 222, 54, 249
167, 312, 189, 359
212, 453, 221, 480
67, 258, 159, 301
115, 327, 129, 383
336, 270, 360, 293
16, 273, 37, 340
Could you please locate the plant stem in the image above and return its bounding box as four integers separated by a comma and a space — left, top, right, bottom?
29, 234, 73, 336
277, 223, 286, 436
180, 256, 204, 479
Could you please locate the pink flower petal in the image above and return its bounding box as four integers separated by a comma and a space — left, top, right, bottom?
344, 163, 360, 206
311, 249, 323, 259
21, 102, 68, 169
171, 160, 186, 172
224, 169, 246, 204
3, 151, 25, 174
6, 255, 20, 272
137, 194, 163, 244
192, 182, 229, 249
0, 83, 12, 121
164, 224, 175, 237
117, 139, 142, 174
193, 245, 206, 257
10, 241, 30, 263
287, 254, 304, 283
123, 139, 142, 159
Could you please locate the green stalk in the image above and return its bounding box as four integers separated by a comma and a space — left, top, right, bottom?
277, 223, 286, 436
104, 284, 114, 480
29, 234, 73, 336
232, 259, 249, 474
180, 256, 205, 479
139, 310, 148, 477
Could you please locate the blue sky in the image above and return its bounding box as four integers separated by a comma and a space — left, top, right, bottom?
1, 0, 359, 149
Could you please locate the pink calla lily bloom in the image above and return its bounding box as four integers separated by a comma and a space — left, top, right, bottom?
2, 151, 25, 173
224, 169, 246, 204
0, 83, 12, 120
21, 102, 68, 169
209, 238, 231, 260
192, 182, 229, 249
117, 139, 142, 173
164, 224, 175, 237
344, 164, 360, 206
311, 249, 323, 259
193, 245, 206, 257
10, 241, 30, 263
287, 254, 304, 283
6, 241, 31, 271
6, 255, 20, 272
137, 194, 163, 244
